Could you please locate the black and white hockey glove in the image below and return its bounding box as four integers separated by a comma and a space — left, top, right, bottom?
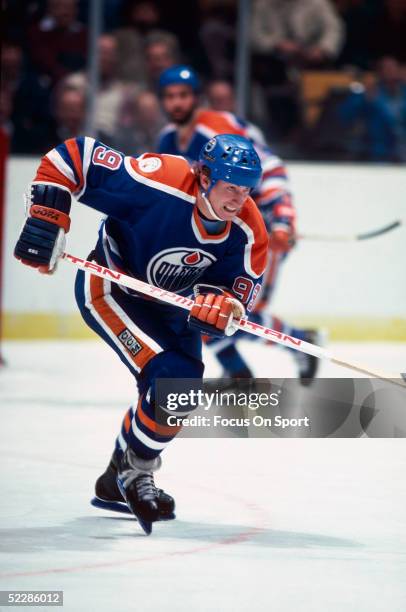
14, 184, 71, 274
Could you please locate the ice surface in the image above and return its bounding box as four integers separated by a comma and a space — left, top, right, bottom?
1, 340, 405, 612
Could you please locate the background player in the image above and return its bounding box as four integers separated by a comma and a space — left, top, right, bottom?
157, 65, 322, 385
13, 133, 267, 533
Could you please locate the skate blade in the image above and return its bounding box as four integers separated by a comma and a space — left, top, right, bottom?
91, 497, 176, 521
91, 496, 132, 514
139, 518, 152, 535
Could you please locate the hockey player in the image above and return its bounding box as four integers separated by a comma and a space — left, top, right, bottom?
14, 133, 268, 533
157, 65, 321, 384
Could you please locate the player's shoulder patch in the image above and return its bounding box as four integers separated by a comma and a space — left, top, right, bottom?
138, 156, 162, 173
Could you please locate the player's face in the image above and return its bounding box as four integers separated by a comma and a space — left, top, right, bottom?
208, 180, 250, 221
161, 84, 197, 125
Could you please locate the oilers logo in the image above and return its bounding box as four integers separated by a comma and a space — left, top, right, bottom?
147, 247, 216, 292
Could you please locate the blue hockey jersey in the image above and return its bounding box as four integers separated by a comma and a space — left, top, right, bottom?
33, 136, 268, 310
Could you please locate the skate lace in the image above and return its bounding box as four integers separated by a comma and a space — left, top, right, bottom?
135, 473, 156, 499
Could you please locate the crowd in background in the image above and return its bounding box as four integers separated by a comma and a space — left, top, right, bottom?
2, 0, 406, 162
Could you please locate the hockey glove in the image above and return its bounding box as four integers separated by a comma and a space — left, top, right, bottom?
188, 284, 245, 338
14, 184, 71, 274
269, 200, 296, 253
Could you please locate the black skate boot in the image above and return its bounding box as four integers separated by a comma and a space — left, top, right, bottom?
116, 449, 163, 534
292, 329, 325, 386
91, 449, 175, 522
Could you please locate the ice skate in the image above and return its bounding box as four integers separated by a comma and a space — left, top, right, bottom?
92, 449, 175, 526
115, 448, 165, 534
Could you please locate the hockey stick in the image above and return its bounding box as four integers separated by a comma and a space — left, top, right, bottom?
61, 252, 406, 388
299, 219, 402, 242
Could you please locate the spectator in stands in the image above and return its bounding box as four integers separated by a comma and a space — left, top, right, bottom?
369, 0, 406, 64
206, 79, 235, 112
144, 31, 181, 88
335, 0, 381, 70
122, 0, 162, 34
113, 0, 169, 84
205, 77, 268, 145
27, 0, 87, 85
204, 73, 269, 138
338, 56, 406, 162
250, 0, 345, 141
50, 86, 86, 144
1, 40, 53, 153
251, 0, 344, 68
3, 0, 43, 43
63, 34, 141, 143
85, 0, 125, 31
198, 1, 236, 80
112, 89, 165, 155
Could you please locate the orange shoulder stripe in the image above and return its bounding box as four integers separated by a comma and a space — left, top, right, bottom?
238, 198, 268, 277
64, 138, 84, 191
195, 109, 245, 136
124, 409, 132, 434
35, 156, 77, 192
129, 154, 197, 199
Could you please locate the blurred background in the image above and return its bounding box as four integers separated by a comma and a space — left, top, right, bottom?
0, 0, 405, 346
2, 0, 406, 161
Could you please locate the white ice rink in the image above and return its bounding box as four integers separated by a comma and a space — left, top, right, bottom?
1, 340, 406, 612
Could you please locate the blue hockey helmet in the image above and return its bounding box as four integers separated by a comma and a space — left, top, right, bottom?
199, 134, 262, 191
158, 65, 201, 93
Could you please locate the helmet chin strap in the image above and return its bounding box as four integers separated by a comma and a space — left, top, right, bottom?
200, 190, 223, 221
199, 177, 224, 221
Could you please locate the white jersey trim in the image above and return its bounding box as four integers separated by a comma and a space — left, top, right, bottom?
232, 217, 263, 279
190, 212, 230, 245
83, 274, 141, 374
195, 123, 217, 140
101, 226, 132, 296
104, 290, 164, 355
261, 155, 284, 172
105, 231, 121, 257
261, 177, 288, 192
84, 273, 164, 370
117, 431, 128, 451
131, 420, 171, 451
46, 149, 76, 185
124, 156, 196, 204
76, 136, 95, 199
158, 123, 177, 138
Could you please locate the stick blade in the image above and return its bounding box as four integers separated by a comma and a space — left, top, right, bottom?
357, 219, 402, 240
